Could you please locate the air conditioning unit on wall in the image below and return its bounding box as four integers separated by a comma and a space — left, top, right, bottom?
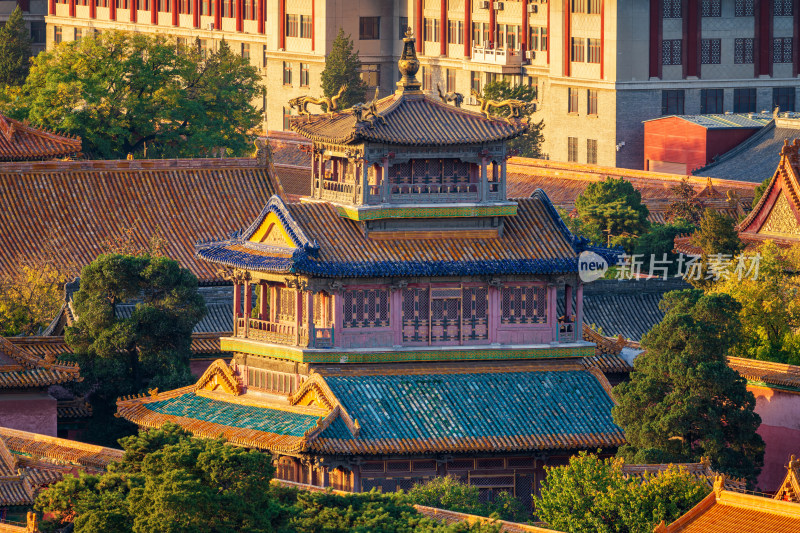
527, 4, 538, 13
480, 1, 490, 8
525, 50, 535, 59
207, 22, 214, 30
493, 1, 504, 10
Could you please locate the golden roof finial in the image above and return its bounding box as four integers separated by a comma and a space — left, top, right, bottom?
397, 28, 422, 93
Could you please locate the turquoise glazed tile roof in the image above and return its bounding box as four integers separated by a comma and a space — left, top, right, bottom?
146, 393, 321, 437
311, 370, 624, 454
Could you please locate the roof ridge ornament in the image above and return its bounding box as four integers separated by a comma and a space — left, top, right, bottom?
396, 29, 422, 93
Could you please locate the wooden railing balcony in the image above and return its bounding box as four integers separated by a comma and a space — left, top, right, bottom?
385, 183, 480, 203
233, 317, 334, 349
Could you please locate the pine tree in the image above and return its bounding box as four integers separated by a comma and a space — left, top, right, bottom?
0, 6, 32, 87
573, 176, 651, 251
320, 29, 368, 110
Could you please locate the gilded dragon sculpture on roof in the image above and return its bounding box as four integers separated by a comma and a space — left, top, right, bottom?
289, 85, 347, 116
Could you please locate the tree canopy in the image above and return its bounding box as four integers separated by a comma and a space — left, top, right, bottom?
613, 290, 764, 482
481, 80, 543, 158
0, 6, 31, 87
632, 220, 696, 276
2, 31, 261, 159
535, 452, 709, 533
687, 209, 744, 289
714, 241, 800, 365
666, 178, 706, 226
36, 424, 501, 533
320, 29, 368, 110
404, 475, 527, 522
63, 254, 206, 445
573, 177, 650, 251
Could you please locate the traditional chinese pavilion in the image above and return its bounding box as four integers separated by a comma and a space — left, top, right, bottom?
117, 34, 623, 508
0, 113, 81, 162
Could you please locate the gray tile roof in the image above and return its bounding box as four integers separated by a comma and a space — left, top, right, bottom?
647, 113, 772, 129
561, 279, 689, 342
694, 120, 800, 182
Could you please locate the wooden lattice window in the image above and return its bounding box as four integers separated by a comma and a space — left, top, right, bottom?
389, 162, 412, 184
313, 292, 333, 328
501, 285, 548, 325
402, 288, 430, 342
343, 289, 390, 328
277, 288, 296, 322
431, 288, 461, 342
462, 287, 489, 341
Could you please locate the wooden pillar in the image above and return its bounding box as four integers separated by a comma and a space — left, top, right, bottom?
564, 284, 574, 319
295, 290, 303, 345
270, 285, 277, 323
321, 467, 330, 488
381, 157, 390, 202
575, 282, 584, 332
232, 281, 241, 335
236, 0, 242, 32
172, 0, 178, 25
257, 0, 264, 33
306, 290, 315, 348
193, 0, 199, 27
547, 284, 557, 341
391, 286, 403, 346
440, 0, 447, 56
649, 0, 661, 79
488, 284, 500, 344
500, 160, 507, 199
464, 0, 471, 58
259, 282, 268, 319
214, 0, 221, 30
243, 281, 252, 337
278, 0, 285, 49
415, 0, 423, 52
480, 157, 488, 201
351, 464, 361, 493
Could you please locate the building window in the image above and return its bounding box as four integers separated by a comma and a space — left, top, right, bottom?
733, 88, 757, 113
300, 15, 312, 38
343, 289, 390, 329
587, 38, 601, 64
662, 90, 685, 115
587, 139, 598, 165
663, 0, 682, 17
500, 286, 548, 325
568, 88, 579, 113
73, 29, 82, 41
424, 18, 440, 42
701, 39, 721, 64
282, 62, 292, 85
570, 37, 585, 62
241, 43, 250, 61
662, 39, 682, 65
283, 107, 291, 130
360, 64, 379, 88
447, 20, 463, 45
701, 0, 721, 16
446, 69, 456, 92
773, 87, 796, 112
587, 0, 601, 13
359, 16, 380, 40
570, 0, 586, 12
399, 16, 409, 38
567, 137, 579, 162
422, 66, 431, 91
30, 22, 45, 44
700, 89, 724, 114
285, 14, 298, 37
734, 38, 754, 64
201, 0, 210, 15
774, 0, 793, 17
587, 89, 598, 116
299, 63, 309, 87
773, 38, 793, 63
529, 27, 539, 51
159, 0, 170, 12
541, 27, 548, 52
470, 71, 481, 93
735, 0, 754, 16
53, 26, 62, 45
243, 0, 254, 19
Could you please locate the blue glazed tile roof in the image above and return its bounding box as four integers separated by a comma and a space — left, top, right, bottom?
196, 191, 621, 278
313, 370, 624, 453
146, 393, 321, 437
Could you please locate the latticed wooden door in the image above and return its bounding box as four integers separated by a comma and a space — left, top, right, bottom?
402, 288, 429, 343
430, 288, 461, 343
462, 286, 489, 341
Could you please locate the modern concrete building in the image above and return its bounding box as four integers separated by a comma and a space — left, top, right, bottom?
45, 0, 800, 168
1, 0, 48, 54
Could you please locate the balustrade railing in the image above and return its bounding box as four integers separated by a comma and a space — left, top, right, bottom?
247, 318, 298, 345
388, 183, 480, 203
471, 46, 522, 66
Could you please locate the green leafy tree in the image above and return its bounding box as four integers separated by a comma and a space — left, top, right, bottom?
714, 241, 800, 365
613, 290, 764, 482
404, 475, 527, 522
573, 177, 650, 251
0, 7, 32, 87
481, 80, 543, 158
752, 175, 770, 208
535, 452, 709, 533
687, 209, 744, 289
4, 31, 261, 159
64, 254, 206, 445
666, 178, 705, 226
320, 29, 368, 110
633, 220, 696, 276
